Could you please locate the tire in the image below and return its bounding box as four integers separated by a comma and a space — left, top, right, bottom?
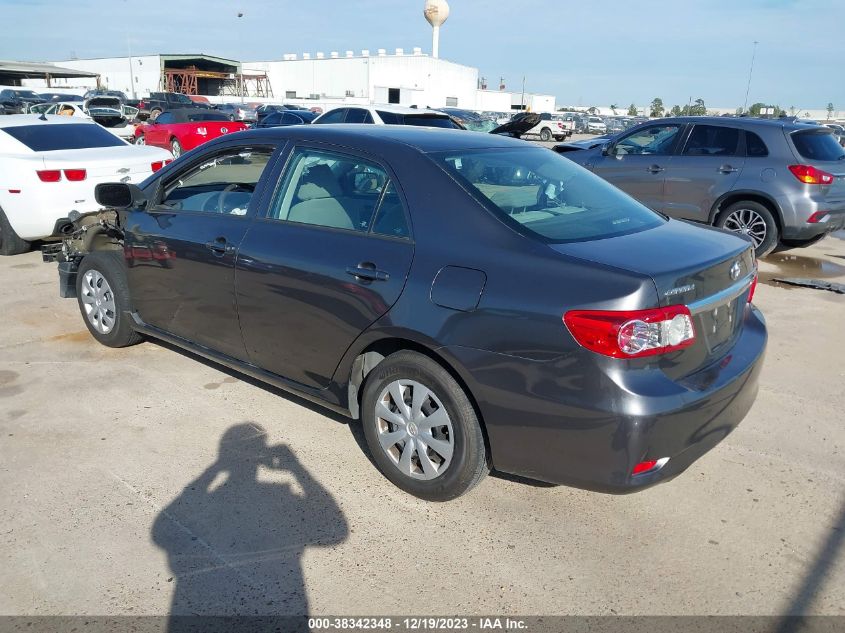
0, 206, 31, 256
75, 250, 143, 348
361, 351, 489, 501
716, 200, 779, 258
170, 138, 182, 158
540, 127, 552, 142
134, 134, 145, 145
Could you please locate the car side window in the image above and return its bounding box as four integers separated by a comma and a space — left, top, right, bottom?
370, 182, 410, 239
683, 125, 740, 156
155, 112, 174, 124
281, 112, 301, 125
315, 109, 346, 124
376, 110, 402, 125
345, 108, 375, 124
269, 148, 391, 233
157, 147, 274, 215
615, 125, 681, 156
264, 113, 284, 125
745, 131, 769, 157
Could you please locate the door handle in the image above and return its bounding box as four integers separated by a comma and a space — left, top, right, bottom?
205, 237, 235, 256
646, 164, 665, 174
719, 165, 739, 174
346, 263, 389, 282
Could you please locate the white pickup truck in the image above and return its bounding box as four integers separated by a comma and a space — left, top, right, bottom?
523, 112, 574, 142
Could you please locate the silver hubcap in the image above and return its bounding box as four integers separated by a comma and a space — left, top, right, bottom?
724, 209, 767, 248
172, 142, 181, 157
80, 270, 116, 334
375, 380, 454, 481
136, 136, 144, 145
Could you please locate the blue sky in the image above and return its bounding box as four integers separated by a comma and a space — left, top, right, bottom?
2, 0, 842, 110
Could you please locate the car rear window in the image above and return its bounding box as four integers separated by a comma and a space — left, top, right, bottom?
376, 111, 461, 128
791, 129, 845, 161
433, 148, 664, 243
187, 112, 230, 122
1, 123, 126, 151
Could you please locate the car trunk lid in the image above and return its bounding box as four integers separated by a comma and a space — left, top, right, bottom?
40, 145, 166, 180
551, 219, 756, 378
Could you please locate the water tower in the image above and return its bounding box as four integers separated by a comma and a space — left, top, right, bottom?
424, 0, 450, 59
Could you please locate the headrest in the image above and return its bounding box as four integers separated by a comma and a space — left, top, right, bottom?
296, 164, 342, 201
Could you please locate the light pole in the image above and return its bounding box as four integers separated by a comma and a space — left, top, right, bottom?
742, 41, 758, 114
124, 0, 135, 98
238, 12, 245, 104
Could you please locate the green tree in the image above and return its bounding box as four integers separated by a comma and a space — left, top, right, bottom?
670, 105, 682, 116
649, 97, 664, 118
688, 98, 706, 116
827, 102, 835, 120
610, 104, 618, 115
627, 103, 638, 116
789, 106, 796, 116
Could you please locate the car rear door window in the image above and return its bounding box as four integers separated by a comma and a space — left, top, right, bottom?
791, 130, 845, 161
1, 123, 126, 151
314, 108, 347, 124
345, 108, 374, 124
683, 125, 741, 156
155, 112, 174, 124
376, 110, 402, 125
157, 147, 274, 215
745, 131, 769, 157
280, 113, 301, 125
370, 182, 410, 239
270, 148, 390, 233
614, 125, 681, 155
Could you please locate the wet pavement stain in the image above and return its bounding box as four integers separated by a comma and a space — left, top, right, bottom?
203, 377, 239, 390
11, 263, 36, 270
758, 253, 845, 289
0, 370, 22, 398
48, 331, 93, 343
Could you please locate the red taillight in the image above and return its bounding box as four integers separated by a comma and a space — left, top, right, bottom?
748, 272, 758, 303
63, 169, 87, 181
563, 305, 696, 358
632, 460, 658, 475
788, 164, 834, 185
806, 210, 831, 223
151, 159, 172, 172
36, 170, 61, 182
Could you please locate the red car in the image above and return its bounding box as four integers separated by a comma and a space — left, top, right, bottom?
133, 109, 248, 157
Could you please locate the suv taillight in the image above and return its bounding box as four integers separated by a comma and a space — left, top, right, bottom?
564, 306, 696, 358
788, 164, 834, 185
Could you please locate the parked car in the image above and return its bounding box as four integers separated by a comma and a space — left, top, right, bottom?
437, 108, 498, 133
29, 97, 139, 142
521, 112, 574, 142
133, 109, 248, 157
83, 89, 129, 103
0, 115, 170, 255
45, 125, 765, 501
585, 116, 608, 134
824, 123, 845, 146
0, 88, 46, 114
554, 116, 845, 256
39, 93, 85, 103
313, 104, 463, 128
253, 110, 318, 128
215, 103, 258, 122
137, 92, 199, 120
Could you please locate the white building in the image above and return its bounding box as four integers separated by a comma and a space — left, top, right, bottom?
26, 49, 556, 113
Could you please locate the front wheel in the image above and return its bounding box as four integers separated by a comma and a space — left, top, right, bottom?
539, 128, 552, 142
361, 351, 489, 501
716, 200, 779, 258
76, 251, 143, 348
133, 134, 145, 145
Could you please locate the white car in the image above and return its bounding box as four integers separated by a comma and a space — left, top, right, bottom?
30, 98, 139, 142
0, 115, 171, 255
312, 104, 461, 128
586, 116, 608, 134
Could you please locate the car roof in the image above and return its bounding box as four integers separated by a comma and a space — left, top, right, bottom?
656, 115, 827, 132
324, 104, 448, 116
0, 114, 97, 129
230, 124, 537, 153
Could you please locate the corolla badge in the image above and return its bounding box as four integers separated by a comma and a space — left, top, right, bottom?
117, 167, 130, 174
730, 261, 742, 281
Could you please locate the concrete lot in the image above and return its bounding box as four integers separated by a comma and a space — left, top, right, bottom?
0, 233, 843, 617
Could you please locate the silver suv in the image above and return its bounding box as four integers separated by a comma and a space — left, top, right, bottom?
556, 116, 845, 256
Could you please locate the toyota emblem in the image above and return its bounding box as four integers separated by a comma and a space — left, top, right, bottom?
730, 261, 741, 281
221, 127, 228, 133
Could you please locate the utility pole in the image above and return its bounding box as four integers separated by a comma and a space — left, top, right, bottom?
743, 41, 758, 114
124, 0, 135, 98
521, 76, 526, 111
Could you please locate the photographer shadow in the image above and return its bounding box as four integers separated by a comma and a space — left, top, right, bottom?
152, 423, 348, 631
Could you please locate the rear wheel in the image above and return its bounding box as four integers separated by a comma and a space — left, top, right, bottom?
133, 134, 145, 145
361, 351, 489, 501
540, 127, 552, 142
0, 206, 31, 256
76, 251, 143, 348
716, 200, 778, 258
170, 138, 182, 158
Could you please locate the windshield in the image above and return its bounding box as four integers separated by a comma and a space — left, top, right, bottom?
791, 129, 845, 161
1, 123, 126, 151
172, 94, 192, 104
15, 90, 40, 99
433, 148, 664, 243
403, 114, 461, 129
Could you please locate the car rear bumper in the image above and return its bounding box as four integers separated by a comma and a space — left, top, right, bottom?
443, 303, 767, 493
782, 207, 845, 239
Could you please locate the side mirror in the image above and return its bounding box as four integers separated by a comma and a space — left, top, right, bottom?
95, 183, 146, 209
